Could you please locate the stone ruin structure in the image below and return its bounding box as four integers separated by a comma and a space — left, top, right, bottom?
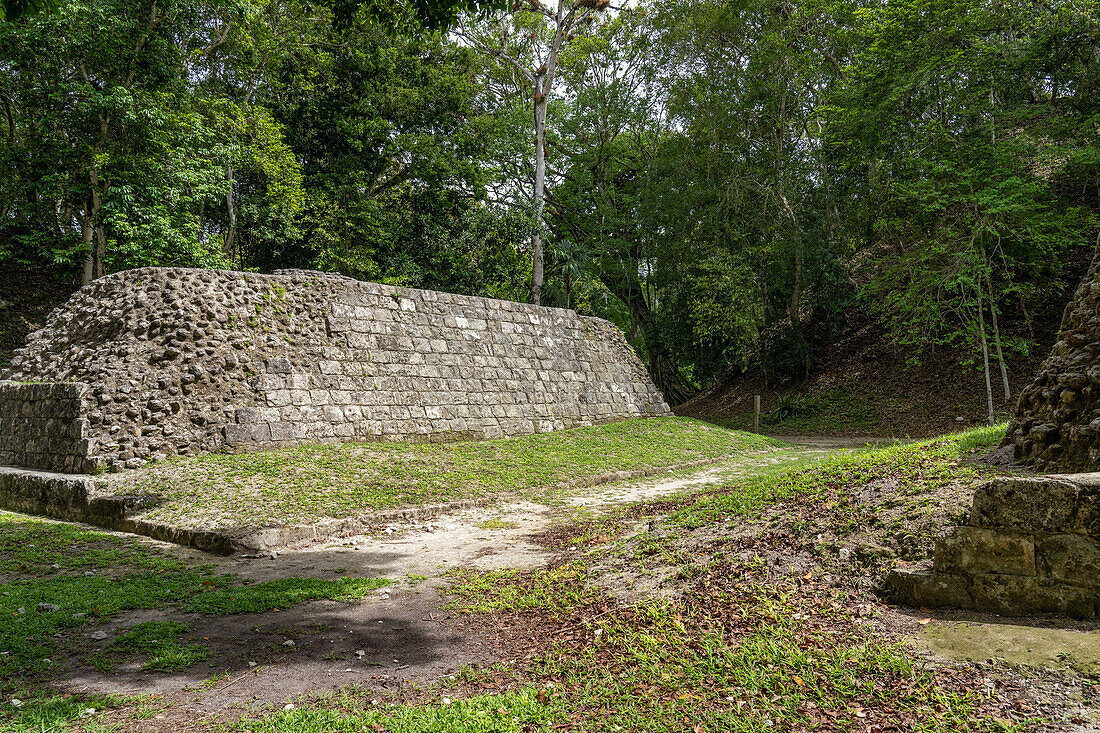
888, 248, 1100, 618
1005, 246, 1100, 471
886, 473, 1100, 619
0, 267, 670, 474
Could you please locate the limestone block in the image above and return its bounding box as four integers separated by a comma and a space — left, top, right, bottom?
267, 357, 292, 374
223, 423, 270, 443
971, 476, 1080, 533
934, 527, 1036, 575
883, 568, 972, 609
1037, 533, 1100, 586
969, 574, 1097, 619
268, 422, 296, 442
235, 407, 261, 425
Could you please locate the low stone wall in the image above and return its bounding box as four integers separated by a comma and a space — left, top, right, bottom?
1, 268, 670, 472
0, 382, 97, 474
885, 474, 1100, 619
0, 466, 236, 553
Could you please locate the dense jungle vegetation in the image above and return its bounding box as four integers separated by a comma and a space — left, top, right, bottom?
0, 0, 1097, 404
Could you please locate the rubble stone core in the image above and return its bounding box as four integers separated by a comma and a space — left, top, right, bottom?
1005, 245, 1100, 472
0, 267, 670, 474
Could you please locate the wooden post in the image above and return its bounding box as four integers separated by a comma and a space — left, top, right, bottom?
754, 394, 761, 433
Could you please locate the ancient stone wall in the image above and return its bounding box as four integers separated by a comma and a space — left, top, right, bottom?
885, 474, 1100, 619
0, 267, 670, 473
1005, 247, 1100, 471
0, 382, 95, 473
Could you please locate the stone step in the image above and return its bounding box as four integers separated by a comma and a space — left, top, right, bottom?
884, 472, 1100, 619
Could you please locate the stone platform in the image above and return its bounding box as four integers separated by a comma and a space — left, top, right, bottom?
0, 268, 669, 473
885, 473, 1100, 619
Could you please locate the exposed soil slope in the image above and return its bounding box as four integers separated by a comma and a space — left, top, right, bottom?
679, 314, 1063, 438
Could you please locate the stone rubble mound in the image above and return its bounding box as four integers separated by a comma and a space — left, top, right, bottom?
1006, 247, 1100, 471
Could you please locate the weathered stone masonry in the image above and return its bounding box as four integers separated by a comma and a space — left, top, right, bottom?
1005, 246, 1100, 472
0, 267, 670, 474
885, 474, 1100, 619
0, 382, 94, 474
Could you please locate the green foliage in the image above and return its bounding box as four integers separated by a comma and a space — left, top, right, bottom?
761, 388, 878, 431
832, 0, 1099, 371
2, 0, 1098, 399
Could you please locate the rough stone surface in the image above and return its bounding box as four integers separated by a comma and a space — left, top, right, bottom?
885, 473, 1100, 619
933, 526, 1035, 576
1005, 246, 1100, 472
0, 382, 94, 473
970, 476, 1081, 534
1036, 533, 1100, 587
0, 267, 670, 473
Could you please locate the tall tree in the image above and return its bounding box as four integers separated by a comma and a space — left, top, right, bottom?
834, 0, 1100, 415
457, 0, 612, 305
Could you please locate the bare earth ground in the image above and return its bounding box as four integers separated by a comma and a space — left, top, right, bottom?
32, 446, 830, 725
13, 439, 1100, 731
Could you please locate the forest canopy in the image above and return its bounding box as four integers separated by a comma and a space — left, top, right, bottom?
0, 0, 1097, 404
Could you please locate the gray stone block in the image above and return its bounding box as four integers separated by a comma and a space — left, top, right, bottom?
969, 574, 1097, 618
972, 476, 1080, 533
1037, 533, 1100, 587
934, 526, 1036, 576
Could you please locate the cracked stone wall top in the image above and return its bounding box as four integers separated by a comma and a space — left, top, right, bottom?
0, 267, 670, 473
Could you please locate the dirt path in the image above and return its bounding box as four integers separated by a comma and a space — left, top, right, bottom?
43, 446, 827, 722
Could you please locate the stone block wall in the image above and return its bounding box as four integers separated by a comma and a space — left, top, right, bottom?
885, 474, 1100, 619
0, 382, 97, 474
0, 267, 670, 473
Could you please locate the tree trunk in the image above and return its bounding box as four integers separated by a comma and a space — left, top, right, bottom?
82, 117, 109, 285
80, 209, 96, 286
597, 267, 694, 406
777, 191, 808, 379
531, 90, 547, 306
224, 163, 237, 263
986, 272, 1011, 402
81, 170, 104, 285
975, 286, 995, 425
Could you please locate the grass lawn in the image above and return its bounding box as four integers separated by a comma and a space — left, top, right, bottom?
1, 423, 1062, 732
105, 417, 782, 530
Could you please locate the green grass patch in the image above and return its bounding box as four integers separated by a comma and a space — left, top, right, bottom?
100, 620, 210, 672
0, 693, 134, 733
106, 417, 781, 529
183, 577, 388, 614
444, 564, 598, 616
669, 424, 1006, 529
235, 688, 562, 733
0, 512, 387, 686
0, 517, 182, 576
